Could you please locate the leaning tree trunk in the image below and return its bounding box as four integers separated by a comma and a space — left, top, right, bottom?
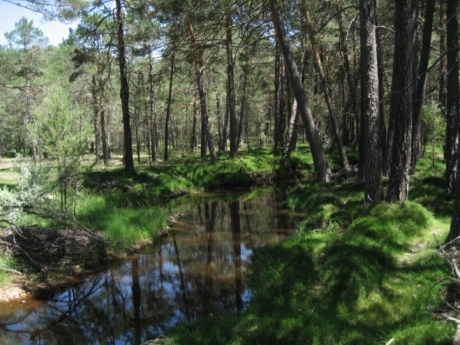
271, 0, 329, 182
283, 42, 307, 158
115, 0, 134, 172
189, 24, 217, 163
386, 0, 416, 202
361, 0, 383, 203
304, 9, 350, 172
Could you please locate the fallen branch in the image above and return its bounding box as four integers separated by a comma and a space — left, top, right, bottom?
443, 314, 460, 345
0, 264, 23, 275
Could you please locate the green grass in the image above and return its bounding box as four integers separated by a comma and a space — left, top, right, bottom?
76, 193, 169, 250
0, 254, 17, 284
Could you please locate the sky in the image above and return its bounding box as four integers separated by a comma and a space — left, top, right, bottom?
0, 1, 78, 46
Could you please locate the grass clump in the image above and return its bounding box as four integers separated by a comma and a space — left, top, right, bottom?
76, 193, 169, 250
0, 254, 17, 284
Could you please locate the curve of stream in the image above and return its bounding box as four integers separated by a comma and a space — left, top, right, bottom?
0, 188, 301, 345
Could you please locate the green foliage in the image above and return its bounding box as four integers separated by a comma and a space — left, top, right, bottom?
32, 86, 91, 213
0, 162, 50, 226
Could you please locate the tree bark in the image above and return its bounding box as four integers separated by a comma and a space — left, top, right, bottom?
386, 0, 416, 202
115, 0, 134, 172
270, 0, 329, 182
445, 158, 460, 245
445, 0, 460, 195
439, 0, 447, 110
360, 0, 383, 203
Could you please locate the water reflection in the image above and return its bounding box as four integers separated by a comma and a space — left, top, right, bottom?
0, 190, 298, 345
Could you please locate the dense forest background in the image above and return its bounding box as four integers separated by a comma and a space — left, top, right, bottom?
0, 0, 459, 240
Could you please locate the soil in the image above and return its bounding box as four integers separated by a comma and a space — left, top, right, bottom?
0, 226, 108, 302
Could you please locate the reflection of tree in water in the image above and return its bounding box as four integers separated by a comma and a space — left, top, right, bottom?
0, 192, 297, 344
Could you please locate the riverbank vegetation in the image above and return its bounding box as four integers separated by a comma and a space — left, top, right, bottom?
166, 153, 454, 345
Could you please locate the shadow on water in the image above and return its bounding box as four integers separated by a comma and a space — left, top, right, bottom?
0, 188, 301, 345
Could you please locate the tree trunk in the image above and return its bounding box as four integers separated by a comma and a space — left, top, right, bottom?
226, 13, 238, 158
304, 9, 350, 172
149, 51, 157, 162
237, 69, 247, 152
439, 0, 447, 109
410, 0, 435, 174
188, 24, 217, 163
191, 100, 198, 151
164, 52, 175, 162
270, 0, 329, 182
445, 0, 460, 195
91, 75, 100, 164
97, 60, 109, 166
115, 0, 134, 172
273, 46, 285, 156
100, 95, 109, 166
445, 158, 460, 245
386, 0, 416, 202
283, 44, 307, 158
217, 95, 223, 152
335, 0, 359, 147
360, 0, 383, 203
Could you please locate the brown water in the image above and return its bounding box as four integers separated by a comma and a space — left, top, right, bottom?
0, 189, 300, 345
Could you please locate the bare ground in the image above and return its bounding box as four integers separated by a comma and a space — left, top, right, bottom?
0, 226, 108, 302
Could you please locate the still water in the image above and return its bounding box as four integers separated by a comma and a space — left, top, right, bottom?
0, 189, 299, 345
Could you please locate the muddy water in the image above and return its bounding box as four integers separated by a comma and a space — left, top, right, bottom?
0, 189, 300, 345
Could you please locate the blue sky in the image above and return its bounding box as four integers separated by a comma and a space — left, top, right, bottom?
0, 1, 78, 46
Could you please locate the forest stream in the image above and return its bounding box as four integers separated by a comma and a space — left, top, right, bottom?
0, 189, 302, 345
